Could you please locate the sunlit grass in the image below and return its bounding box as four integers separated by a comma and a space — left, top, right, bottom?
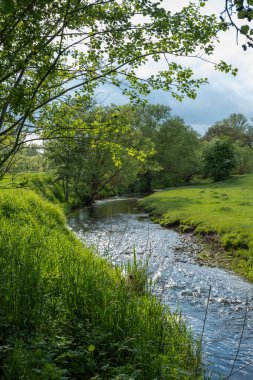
0, 172, 65, 204
140, 174, 253, 281
0, 185, 203, 379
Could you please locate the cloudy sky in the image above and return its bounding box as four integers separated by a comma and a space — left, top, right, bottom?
98, 0, 253, 135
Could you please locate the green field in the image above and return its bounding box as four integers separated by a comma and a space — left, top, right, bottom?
140, 174, 253, 281
0, 175, 203, 379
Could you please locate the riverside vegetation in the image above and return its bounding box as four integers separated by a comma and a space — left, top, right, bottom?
140, 174, 253, 282
0, 173, 203, 380
2, 106, 253, 379
1, 1, 253, 377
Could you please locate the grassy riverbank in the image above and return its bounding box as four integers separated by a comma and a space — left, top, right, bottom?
0, 177, 203, 379
140, 174, 253, 281
0, 172, 65, 204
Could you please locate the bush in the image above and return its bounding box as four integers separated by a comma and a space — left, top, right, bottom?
202, 138, 236, 181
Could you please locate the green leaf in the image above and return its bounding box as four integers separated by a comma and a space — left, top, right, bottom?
240, 25, 250, 35
0, 0, 16, 13
238, 10, 248, 19
88, 344, 95, 352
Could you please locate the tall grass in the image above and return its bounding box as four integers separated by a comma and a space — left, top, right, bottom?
0, 188, 203, 379
140, 174, 253, 281
0, 172, 65, 204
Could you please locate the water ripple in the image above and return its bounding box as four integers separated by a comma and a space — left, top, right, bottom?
68, 197, 253, 380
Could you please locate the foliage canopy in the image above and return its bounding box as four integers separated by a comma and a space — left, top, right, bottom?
203, 137, 237, 181
44, 101, 154, 204
203, 113, 253, 147
0, 0, 234, 172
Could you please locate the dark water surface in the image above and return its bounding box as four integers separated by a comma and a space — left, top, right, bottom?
68, 196, 253, 380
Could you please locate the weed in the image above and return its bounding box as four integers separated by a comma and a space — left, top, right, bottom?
123, 250, 150, 295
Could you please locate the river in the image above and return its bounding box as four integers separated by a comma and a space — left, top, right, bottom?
68, 196, 253, 380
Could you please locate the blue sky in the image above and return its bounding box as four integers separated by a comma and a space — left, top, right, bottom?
97, 1, 253, 135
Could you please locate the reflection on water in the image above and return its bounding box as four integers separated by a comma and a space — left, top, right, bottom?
68, 196, 253, 380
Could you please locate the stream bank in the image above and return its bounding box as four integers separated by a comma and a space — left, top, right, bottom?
0, 187, 202, 379
69, 196, 253, 380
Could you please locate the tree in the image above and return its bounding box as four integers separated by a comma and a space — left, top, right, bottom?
0, 0, 235, 173
129, 104, 171, 191
233, 142, 253, 174
45, 102, 154, 204
121, 105, 201, 190
203, 113, 252, 147
155, 117, 200, 186
133, 104, 172, 138
9, 144, 46, 173
202, 137, 236, 181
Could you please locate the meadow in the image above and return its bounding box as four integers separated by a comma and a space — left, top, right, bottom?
0, 174, 203, 379
140, 174, 253, 281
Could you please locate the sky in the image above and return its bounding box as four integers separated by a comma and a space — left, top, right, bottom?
97, 0, 253, 135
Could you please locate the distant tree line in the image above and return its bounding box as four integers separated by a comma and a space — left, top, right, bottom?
10, 102, 253, 205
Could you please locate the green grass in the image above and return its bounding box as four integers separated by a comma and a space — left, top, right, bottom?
0, 172, 65, 204
140, 174, 253, 281
0, 183, 203, 379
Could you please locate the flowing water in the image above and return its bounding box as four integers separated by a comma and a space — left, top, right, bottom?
68, 196, 253, 380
